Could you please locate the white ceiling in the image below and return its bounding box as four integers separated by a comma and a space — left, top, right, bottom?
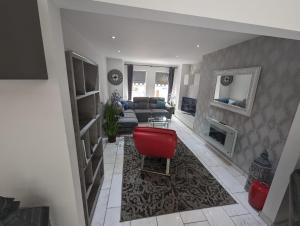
61, 9, 256, 65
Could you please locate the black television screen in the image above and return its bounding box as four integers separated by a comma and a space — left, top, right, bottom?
181, 97, 196, 116
0, 0, 47, 79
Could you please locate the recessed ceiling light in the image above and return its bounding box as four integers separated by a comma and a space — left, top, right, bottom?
112, 36, 116, 40
196, 44, 200, 48
117, 50, 121, 53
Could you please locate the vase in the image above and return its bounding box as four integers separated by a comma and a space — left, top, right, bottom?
108, 136, 116, 143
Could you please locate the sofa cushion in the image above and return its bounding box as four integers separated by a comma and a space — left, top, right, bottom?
151, 109, 171, 119
118, 117, 138, 127
156, 100, 166, 109
149, 103, 157, 109
133, 97, 149, 103
134, 102, 149, 109
149, 97, 165, 103
124, 109, 135, 114
124, 112, 136, 118
134, 109, 152, 122
127, 101, 134, 109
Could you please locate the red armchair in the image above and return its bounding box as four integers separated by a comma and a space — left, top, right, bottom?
133, 127, 177, 176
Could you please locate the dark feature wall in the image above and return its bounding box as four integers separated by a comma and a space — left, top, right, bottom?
194, 36, 300, 173
0, 0, 47, 79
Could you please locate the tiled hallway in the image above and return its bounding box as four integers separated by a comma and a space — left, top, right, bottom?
92, 117, 267, 226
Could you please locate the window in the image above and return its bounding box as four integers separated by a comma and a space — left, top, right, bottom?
155, 72, 169, 101
132, 71, 146, 99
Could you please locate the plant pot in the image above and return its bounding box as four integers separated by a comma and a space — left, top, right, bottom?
108, 135, 116, 143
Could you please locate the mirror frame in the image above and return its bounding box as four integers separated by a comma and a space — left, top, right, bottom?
210, 66, 261, 117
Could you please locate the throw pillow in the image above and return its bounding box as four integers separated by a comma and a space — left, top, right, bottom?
156, 101, 165, 109
0, 197, 20, 220
120, 100, 129, 110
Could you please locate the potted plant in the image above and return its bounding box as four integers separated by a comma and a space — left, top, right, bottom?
103, 101, 119, 143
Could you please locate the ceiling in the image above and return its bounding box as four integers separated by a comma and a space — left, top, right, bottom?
61, 9, 256, 65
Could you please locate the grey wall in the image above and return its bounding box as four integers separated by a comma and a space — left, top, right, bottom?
194, 36, 300, 173
177, 63, 201, 109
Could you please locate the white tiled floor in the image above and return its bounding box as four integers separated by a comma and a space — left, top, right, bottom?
91, 117, 267, 226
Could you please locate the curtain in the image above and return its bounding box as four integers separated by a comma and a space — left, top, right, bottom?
168, 67, 175, 102
127, 64, 133, 100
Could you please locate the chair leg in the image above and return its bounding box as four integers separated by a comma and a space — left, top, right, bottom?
166, 158, 170, 176
141, 156, 145, 170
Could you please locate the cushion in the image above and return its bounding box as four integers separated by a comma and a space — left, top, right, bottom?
134, 109, 152, 122
0, 197, 20, 220
134, 102, 149, 109
123, 112, 136, 118
133, 97, 149, 103
118, 117, 138, 127
127, 101, 134, 109
156, 100, 166, 109
124, 109, 135, 114
120, 100, 129, 110
149, 97, 165, 103
149, 103, 158, 109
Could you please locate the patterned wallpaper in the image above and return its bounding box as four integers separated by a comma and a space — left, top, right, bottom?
193, 36, 300, 173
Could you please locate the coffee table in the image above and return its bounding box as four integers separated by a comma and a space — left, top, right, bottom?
148, 116, 170, 128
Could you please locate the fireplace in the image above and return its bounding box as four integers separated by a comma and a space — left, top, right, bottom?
201, 117, 238, 158
209, 127, 226, 145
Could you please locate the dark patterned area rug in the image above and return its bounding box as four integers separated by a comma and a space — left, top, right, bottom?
120, 136, 236, 221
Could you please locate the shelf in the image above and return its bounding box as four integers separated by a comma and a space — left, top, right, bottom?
84, 163, 93, 194
80, 118, 96, 137
82, 132, 91, 160
86, 157, 103, 197
92, 137, 102, 153
92, 146, 103, 174
79, 114, 101, 137
77, 95, 96, 126
89, 122, 98, 147
72, 58, 85, 95
66, 51, 104, 226
87, 160, 104, 215
84, 62, 99, 92
76, 91, 100, 100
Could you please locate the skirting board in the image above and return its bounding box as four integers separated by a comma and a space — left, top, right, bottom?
259, 211, 275, 226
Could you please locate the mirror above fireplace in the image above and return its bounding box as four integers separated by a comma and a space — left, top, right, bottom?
211, 66, 261, 116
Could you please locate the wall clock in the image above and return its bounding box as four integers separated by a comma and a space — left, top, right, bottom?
221, 75, 234, 86
107, 69, 123, 85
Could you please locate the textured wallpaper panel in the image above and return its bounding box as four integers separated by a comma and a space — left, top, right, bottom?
194, 36, 300, 173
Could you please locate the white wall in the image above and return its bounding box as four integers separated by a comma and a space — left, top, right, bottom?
83, 0, 300, 39
106, 57, 124, 98
0, 0, 85, 226
61, 16, 109, 102
261, 103, 300, 225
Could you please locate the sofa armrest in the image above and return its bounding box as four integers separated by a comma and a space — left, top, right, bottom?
165, 103, 175, 115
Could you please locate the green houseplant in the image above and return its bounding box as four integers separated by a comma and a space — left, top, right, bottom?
103, 101, 119, 143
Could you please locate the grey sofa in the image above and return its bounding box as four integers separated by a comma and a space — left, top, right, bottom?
118, 97, 174, 133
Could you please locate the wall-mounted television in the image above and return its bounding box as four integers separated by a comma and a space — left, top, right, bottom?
0, 0, 48, 79
181, 97, 196, 116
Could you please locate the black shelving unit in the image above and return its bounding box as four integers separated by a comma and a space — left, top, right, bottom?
65, 51, 104, 226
